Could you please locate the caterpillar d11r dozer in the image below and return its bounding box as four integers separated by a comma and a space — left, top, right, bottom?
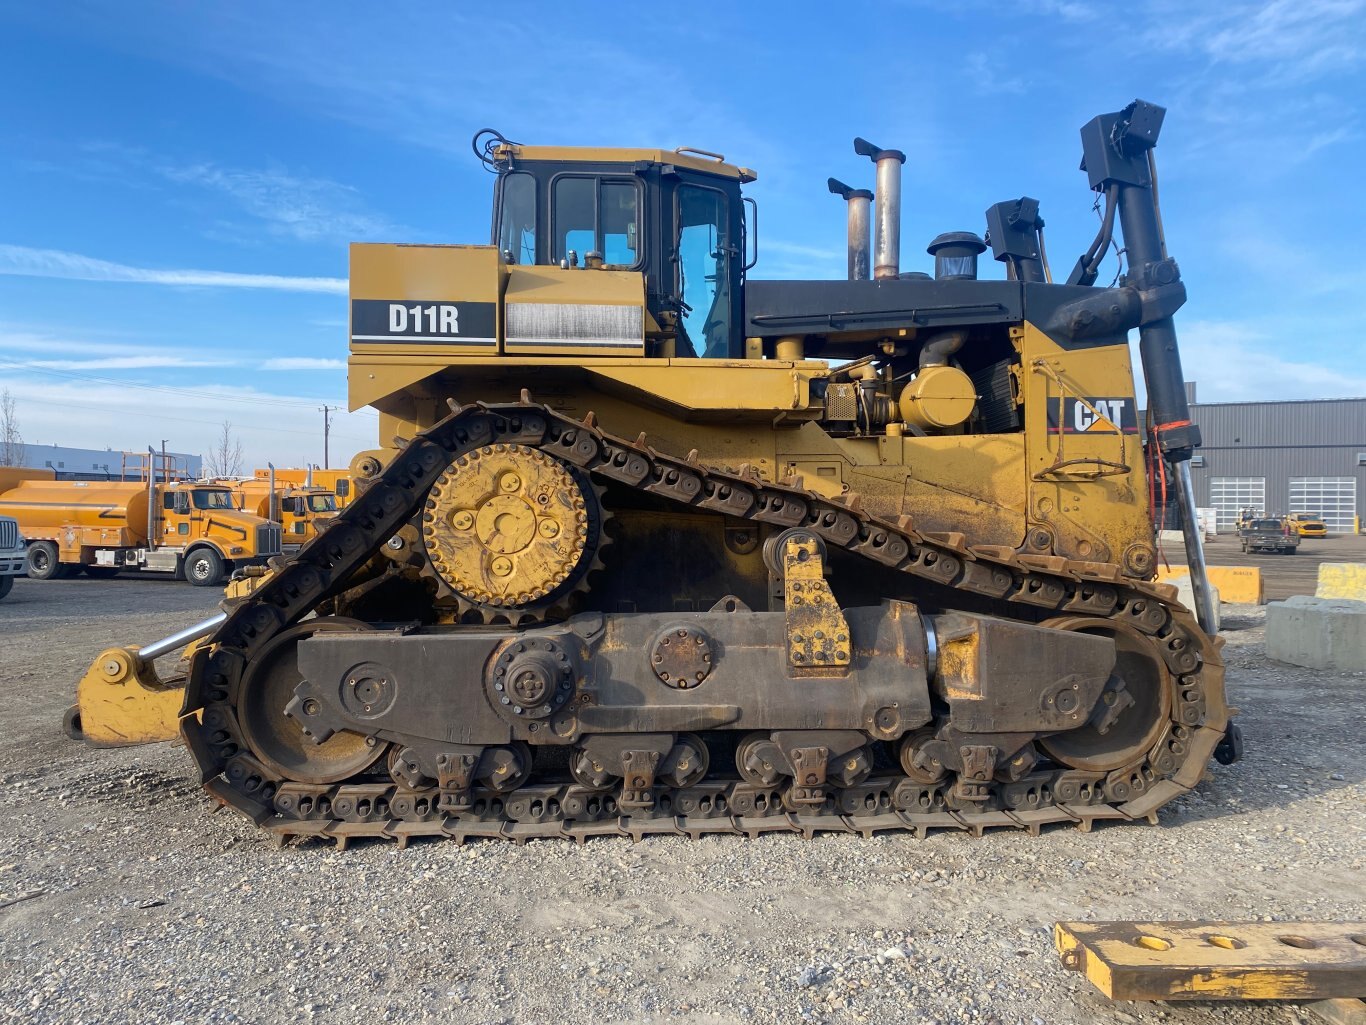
78, 99, 1242, 844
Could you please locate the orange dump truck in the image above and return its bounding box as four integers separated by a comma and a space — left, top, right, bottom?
0, 470, 283, 586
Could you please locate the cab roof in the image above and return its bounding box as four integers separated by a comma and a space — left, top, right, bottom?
494, 143, 756, 183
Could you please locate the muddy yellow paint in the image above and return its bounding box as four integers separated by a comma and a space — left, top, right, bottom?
75, 647, 183, 746
1056, 920, 1366, 1001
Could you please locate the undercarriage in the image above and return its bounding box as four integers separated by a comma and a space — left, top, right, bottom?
182, 399, 1229, 846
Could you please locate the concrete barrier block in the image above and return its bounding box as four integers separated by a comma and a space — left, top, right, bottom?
1155, 574, 1220, 632
1266, 595, 1366, 670
1158, 566, 1263, 605
1316, 562, 1366, 600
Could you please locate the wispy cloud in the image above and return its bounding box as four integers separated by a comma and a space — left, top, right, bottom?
1153, 0, 1366, 80
0, 330, 237, 370
756, 239, 844, 279
964, 52, 1028, 95
4, 376, 374, 468
160, 162, 397, 243
21, 355, 234, 370
1133, 318, 1366, 405
0, 328, 180, 358
260, 357, 346, 371
1026, 0, 1097, 20
0, 244, 346, 293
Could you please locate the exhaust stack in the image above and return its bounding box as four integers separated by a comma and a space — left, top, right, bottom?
827, 178, 873, 281
854, 138, 906, 279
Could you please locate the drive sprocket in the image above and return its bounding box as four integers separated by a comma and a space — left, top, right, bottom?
422, 443, 601, 612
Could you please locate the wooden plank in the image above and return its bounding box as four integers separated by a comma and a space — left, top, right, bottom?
1055, 921, 1366, 1001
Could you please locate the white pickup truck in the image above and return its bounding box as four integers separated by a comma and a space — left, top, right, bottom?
0, 514, 24, 601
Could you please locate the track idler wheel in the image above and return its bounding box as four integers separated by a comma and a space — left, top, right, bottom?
1035, 616, 1174, 774
237, 618, 388, 785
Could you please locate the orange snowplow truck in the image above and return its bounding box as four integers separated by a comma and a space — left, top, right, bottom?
0, 469, 283, 586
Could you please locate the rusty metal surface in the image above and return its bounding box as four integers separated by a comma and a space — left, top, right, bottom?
179, 398, 1229, 846
781, 531, 851, 675
1056, 921, 1366, 1001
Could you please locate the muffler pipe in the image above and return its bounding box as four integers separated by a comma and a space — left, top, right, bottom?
854, 138, 906, 280
828, 178, 872, 281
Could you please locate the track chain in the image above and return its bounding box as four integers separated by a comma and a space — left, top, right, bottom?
182, 398, 1228, 845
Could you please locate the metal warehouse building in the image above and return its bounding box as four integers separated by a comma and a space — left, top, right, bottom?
15, 443, 203, 482
1183, 396, 1366, 533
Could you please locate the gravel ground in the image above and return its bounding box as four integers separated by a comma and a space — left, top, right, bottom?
0, 576, 1362, 1025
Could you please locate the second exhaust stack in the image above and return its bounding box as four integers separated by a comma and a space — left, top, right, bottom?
854, 137, 906, 279
828, 177, 873, 280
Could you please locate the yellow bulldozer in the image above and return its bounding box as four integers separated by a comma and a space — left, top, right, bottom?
74, 99, 1241, 843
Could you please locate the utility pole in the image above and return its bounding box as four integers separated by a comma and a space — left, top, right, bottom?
319, 406, 336, 469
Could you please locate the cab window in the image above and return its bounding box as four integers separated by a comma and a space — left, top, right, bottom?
677, 184, 732, 358
552, 176, 640, 266
308, 494, 338, 513
497, 172, 537, 265
192, 490, 234, 510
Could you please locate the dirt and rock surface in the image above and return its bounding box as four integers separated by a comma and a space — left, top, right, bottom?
0, 570, 1362, 1025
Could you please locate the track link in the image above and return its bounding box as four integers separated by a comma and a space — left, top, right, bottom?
182, 398, 1229, 845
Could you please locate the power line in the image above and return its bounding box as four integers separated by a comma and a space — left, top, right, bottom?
17, 393, 375, 444
0, 357, 376, 415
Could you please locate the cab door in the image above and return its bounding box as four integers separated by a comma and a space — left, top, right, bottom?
672, 173, 743, 358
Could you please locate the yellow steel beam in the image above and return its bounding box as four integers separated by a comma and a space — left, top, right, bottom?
1056, 921, 1366, 1001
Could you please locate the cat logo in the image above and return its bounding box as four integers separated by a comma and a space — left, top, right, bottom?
1046, 397, 1139, 434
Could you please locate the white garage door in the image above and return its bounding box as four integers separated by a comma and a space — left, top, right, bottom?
1209, 477, 1265, 531
1290, 477, 1357, 533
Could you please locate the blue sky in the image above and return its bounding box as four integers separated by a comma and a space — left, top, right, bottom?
2, 0, 1363, 467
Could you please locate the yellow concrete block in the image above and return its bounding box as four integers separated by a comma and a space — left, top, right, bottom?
1157, 565, 1264, 605
1317, 562, 1366, 600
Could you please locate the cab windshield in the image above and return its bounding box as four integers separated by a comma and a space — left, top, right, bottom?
307, 494, 338, 513
192, 489, 235, 510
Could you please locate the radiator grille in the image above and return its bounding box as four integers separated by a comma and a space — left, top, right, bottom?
0, 518, 18, 551
971, 359, 1021, 433
257, 524, 283, 556
506, 303, 643, 349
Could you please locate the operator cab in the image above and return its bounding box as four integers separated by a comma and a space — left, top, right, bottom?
481, 131, 756, 359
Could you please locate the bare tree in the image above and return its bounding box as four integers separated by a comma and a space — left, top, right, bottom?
0, 389, 23, 467
205, 420, 244, 477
